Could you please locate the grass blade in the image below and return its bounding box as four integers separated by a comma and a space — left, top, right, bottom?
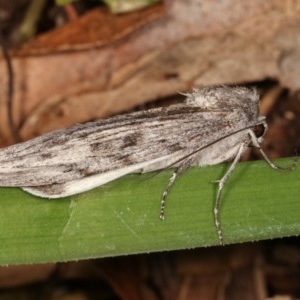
0, 157, 299, 265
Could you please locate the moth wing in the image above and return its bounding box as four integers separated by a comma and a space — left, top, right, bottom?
0, 105, 251, 192
22, 154, 174, 198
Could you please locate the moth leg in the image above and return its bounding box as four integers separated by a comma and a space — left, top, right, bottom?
248, 129, 297, 171
159, 157, 193, 220
214, 142, 247, 246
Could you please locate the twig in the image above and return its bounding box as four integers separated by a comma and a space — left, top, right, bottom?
0, 37, 21, 142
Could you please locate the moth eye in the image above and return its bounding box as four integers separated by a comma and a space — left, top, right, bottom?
253, 124, 266, 138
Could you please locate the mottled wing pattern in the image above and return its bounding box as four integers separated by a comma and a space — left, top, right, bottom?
0, 105, 255, 188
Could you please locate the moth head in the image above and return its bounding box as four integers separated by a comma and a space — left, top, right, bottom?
185, 86, 259, 105
185, 86, 261, 121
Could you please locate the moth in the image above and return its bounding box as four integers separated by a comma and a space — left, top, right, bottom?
0, 86, 289, 245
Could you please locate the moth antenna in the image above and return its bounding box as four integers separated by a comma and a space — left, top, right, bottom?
214, 143, 247, 246
248, 130, 298, 172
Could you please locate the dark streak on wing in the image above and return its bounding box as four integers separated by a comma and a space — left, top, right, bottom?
122, 134, 139, 148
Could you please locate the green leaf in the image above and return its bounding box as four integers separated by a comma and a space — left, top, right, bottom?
0, 157, 299, 265
55, 0, 77, 6
103, 0, 160, 13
